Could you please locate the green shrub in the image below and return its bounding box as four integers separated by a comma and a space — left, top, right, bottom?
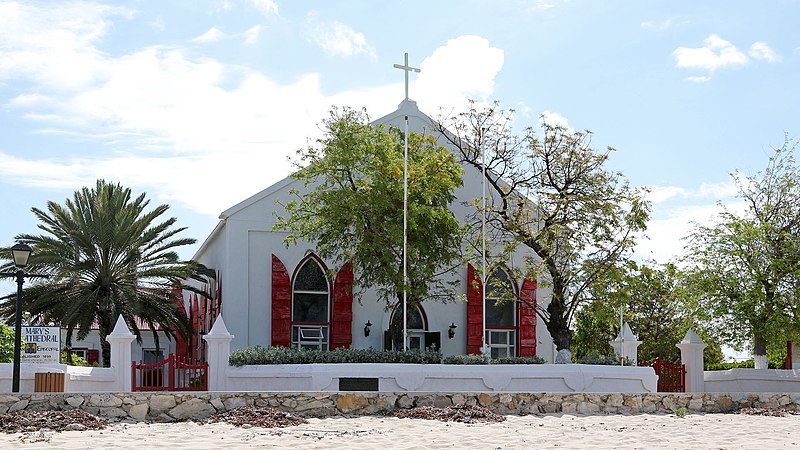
442, 354, 489, 365
492, 356, 546, 365
229, 346, 442, 367
705, 360, 779, 371
575, 352, 634, 366
61, 351, 93, 366
438, 355, 546, 365
230, 347, 547, 367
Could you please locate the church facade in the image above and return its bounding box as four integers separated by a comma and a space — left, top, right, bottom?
191, 99, 556, 362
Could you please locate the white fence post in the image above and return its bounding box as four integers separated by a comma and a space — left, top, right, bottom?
610, 322, 642, 365
107, 315, 135, 392
203, 316, 234, 391
676, 329, 707, 393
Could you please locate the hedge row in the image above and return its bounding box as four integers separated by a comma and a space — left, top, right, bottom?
229, 346, 546, 366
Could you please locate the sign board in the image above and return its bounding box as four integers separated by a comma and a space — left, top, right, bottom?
21, 326, 61, 364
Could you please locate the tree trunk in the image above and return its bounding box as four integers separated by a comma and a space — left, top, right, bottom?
546, 291, 573, 351
100, 336, 111, 368
753, 331, 768, 369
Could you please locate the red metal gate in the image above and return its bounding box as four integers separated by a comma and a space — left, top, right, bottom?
132, 354, 208, 391
639, 357, 685, 392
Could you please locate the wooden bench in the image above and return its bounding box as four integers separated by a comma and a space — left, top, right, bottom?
34, 372, 65, 392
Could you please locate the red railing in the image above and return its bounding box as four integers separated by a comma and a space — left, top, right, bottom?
132, 354, 208, 392
639, 357, 685, 392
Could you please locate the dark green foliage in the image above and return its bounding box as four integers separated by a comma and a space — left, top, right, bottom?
705, 360, 779, 371
575, 351, 635, 366
229, 347, 547, 366
490, 356, 546, 365
442, 355, 489, 365
441, 355, 546, 365
572, 260, 724, 364
229, 346, 442, 366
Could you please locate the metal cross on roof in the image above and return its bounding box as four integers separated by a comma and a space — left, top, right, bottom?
393, 52, 420, 101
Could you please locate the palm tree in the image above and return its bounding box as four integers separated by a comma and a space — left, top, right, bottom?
0, 180, 211, 367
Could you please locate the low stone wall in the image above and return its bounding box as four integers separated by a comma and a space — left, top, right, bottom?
2, 391, 799, 422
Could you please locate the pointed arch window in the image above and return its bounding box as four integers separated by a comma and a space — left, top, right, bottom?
291, 257, 330, 351
485, 267, 516, 358
387, 303, 434, 351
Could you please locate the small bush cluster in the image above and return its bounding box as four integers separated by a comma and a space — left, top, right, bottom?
230, 346, 548, 366
229, 346, 441, 367
494, 356, 546, 365
705, 360, 779, 371
442, 354, 489, 365
412, 354, 546, 365
575, 352, 634, 366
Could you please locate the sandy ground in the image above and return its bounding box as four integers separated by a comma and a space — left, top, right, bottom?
4, 413, 800, 449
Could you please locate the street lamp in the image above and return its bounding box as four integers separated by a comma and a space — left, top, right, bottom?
2, 243, 45, 393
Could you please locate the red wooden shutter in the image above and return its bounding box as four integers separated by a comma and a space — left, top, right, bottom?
330, 262, 354, 350
518, 276, 537, 356
466, 263, 483, 355
271, 254, 292, 347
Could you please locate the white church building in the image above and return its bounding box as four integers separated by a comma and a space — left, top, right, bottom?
191, 80, 556, 362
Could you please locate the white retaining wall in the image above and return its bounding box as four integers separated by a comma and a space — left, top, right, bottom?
225, 363, 658, 393
704, 369, 800, 392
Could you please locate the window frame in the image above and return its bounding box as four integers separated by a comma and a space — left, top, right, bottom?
484, 267, 518, 359
290, 255, 331, 350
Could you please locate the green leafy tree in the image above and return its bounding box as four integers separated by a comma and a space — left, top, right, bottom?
0, 180, 211, 367
572, 260, 723, 364
438, 102, 650, 354
0, 323, 16, 363
275, 107, 464, 348
685, 138, 800, 368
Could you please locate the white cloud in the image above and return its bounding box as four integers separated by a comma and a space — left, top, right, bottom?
247, 0, 278, 17
0, 1, 132, 89
522, 0, 570, 12
539, 110, 570, 128
647, 182, 737, 204
641, 18, 675, 31
413, 35, 504, 112
0, 5, 505, 218
685, 75, 710, 83
243, 25, 263, 45
211, 0, 278, 17
305, 13, 375, 59
673, 34, 748, 71
193, 27, 226, 43
749, 42, 781, 63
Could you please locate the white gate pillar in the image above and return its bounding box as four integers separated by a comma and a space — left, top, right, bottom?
203, 316, 234, 391
676, 329, 707, 393
107, 315, 135, 392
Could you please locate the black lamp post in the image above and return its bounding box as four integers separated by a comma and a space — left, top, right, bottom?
2, 243, 45, 393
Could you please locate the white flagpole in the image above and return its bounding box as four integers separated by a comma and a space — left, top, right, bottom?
393, 52, 419, 353
403, 114, 409, 352
619, 305, 624, 366
481, 130, 487, 355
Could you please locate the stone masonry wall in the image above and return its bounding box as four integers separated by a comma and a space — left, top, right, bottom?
1, 392, 799, 422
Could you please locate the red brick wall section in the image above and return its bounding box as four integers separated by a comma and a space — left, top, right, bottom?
330, 262, 354, 350
466, 263, 483, 355
518, 276, 537, 357
271, 254, 292, 347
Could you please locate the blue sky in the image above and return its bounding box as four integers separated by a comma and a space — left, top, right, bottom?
1, 0, 799, 294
